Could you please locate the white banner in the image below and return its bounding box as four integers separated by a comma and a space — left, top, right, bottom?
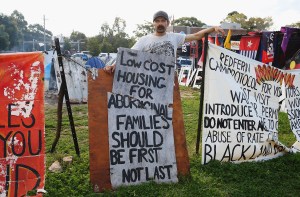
202, 43, 300, 164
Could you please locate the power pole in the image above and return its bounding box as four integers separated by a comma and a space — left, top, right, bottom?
43, 15, 47, 51
77, 40, 80, 52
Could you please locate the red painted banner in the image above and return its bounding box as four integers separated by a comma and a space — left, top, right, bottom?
0, 52, 45, 196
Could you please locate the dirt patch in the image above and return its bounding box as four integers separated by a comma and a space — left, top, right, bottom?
44, 90, 59, 105
179, 88, 199, 99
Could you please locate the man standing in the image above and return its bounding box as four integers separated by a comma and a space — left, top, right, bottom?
104, 10, 225, 73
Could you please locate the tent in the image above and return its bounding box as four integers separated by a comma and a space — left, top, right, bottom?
85, 57, 105, 69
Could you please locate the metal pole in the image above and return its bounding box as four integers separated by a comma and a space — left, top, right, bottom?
54, 38, 80, 156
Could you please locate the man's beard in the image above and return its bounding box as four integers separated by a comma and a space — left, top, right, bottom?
156, 25, 166, 33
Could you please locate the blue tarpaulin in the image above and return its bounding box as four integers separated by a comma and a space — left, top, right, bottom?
85, 57, 105, 69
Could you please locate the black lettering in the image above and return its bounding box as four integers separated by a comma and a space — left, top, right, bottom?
28, 130, 42, 155
110, 149, 125, 165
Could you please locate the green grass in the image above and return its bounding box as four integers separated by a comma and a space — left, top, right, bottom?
44, 86, 300, 196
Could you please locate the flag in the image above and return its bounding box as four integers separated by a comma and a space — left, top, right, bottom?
224, 29, 231, 49
190, 41, 198, 58
286, 49, 300, 70
261, 31, 275, 63
281, 27, 299, 53
215, 35, 221, 46
239, 36, 261, 59
198, 37, 214, 67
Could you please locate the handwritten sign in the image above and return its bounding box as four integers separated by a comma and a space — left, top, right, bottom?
108, 48, 178, 187
0, 52, 45, 196
201, 43, 298, 164
285, 71, 300, 144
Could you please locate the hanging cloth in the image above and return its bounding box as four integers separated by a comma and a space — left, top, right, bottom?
239, 36, 261, 60
280, 27, 299, 53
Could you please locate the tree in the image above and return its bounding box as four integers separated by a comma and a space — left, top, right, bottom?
0, 10, 53, 51
112, 32, 135, 50
27, 23, 53, 51
0, 13, 18, 49
70, 31, 88, 52
10, 10, 28, 50
62, 37, 72, 51
28, 24, 52, 39
92, 17, 135, 53
222, 11, 247, 26
246, 17, 273, 31
172, 17, 206, 27
100, 22, 111, 37
133, 17, 206, 39
289, 21, 300, 28
222, 11, 273, 31
112, 17, 126, 34
99, 38, 113, 53
134, 21, 153, 38
0, 25, 10, 50
87, 36, 101, 56
10, 10, 28, 30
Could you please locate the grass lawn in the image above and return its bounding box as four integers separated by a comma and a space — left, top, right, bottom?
44, 86, 300, 196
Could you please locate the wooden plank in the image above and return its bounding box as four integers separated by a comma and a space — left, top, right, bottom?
173, 74, 190, 176
88, 70, 112, 191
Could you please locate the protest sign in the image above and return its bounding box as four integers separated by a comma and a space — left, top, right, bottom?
201, 43, 299, 164
0, 52, 45, 196
88, 48, 189, 192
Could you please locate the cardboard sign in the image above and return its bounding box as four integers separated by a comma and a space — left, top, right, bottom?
0, 52, 45, 196
109, 48, 177, 187
284, 70, 300, 143
53, 54, 88, 103
88, 48, 189, 192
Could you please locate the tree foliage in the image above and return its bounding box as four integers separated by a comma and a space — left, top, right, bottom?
133, 21, 153, 38
0, 25, 10, 50
0, 13, 18, 49
0, 10, 281, 53
222, 11, 247, 26
62, 37, 72, 51
222, 11, 273, 31
172, 17, 206, 27
289, 21, 300, 28
0, 10, 53, 51
70, 31, 88, 51
10, 10, 27, 48
133, 17, 206, 39
86, 17, 135, 55
112, 17, 126, 34
246, 16, 273, 31
87, 36, 101, 56
100, 22, 111, 37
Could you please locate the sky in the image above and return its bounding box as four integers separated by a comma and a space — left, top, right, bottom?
2, 0, 300, 38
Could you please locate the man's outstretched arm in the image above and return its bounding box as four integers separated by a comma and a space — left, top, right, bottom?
184, 26, 225, 42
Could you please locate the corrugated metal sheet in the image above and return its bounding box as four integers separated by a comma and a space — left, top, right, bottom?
53, 53, 88, 103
